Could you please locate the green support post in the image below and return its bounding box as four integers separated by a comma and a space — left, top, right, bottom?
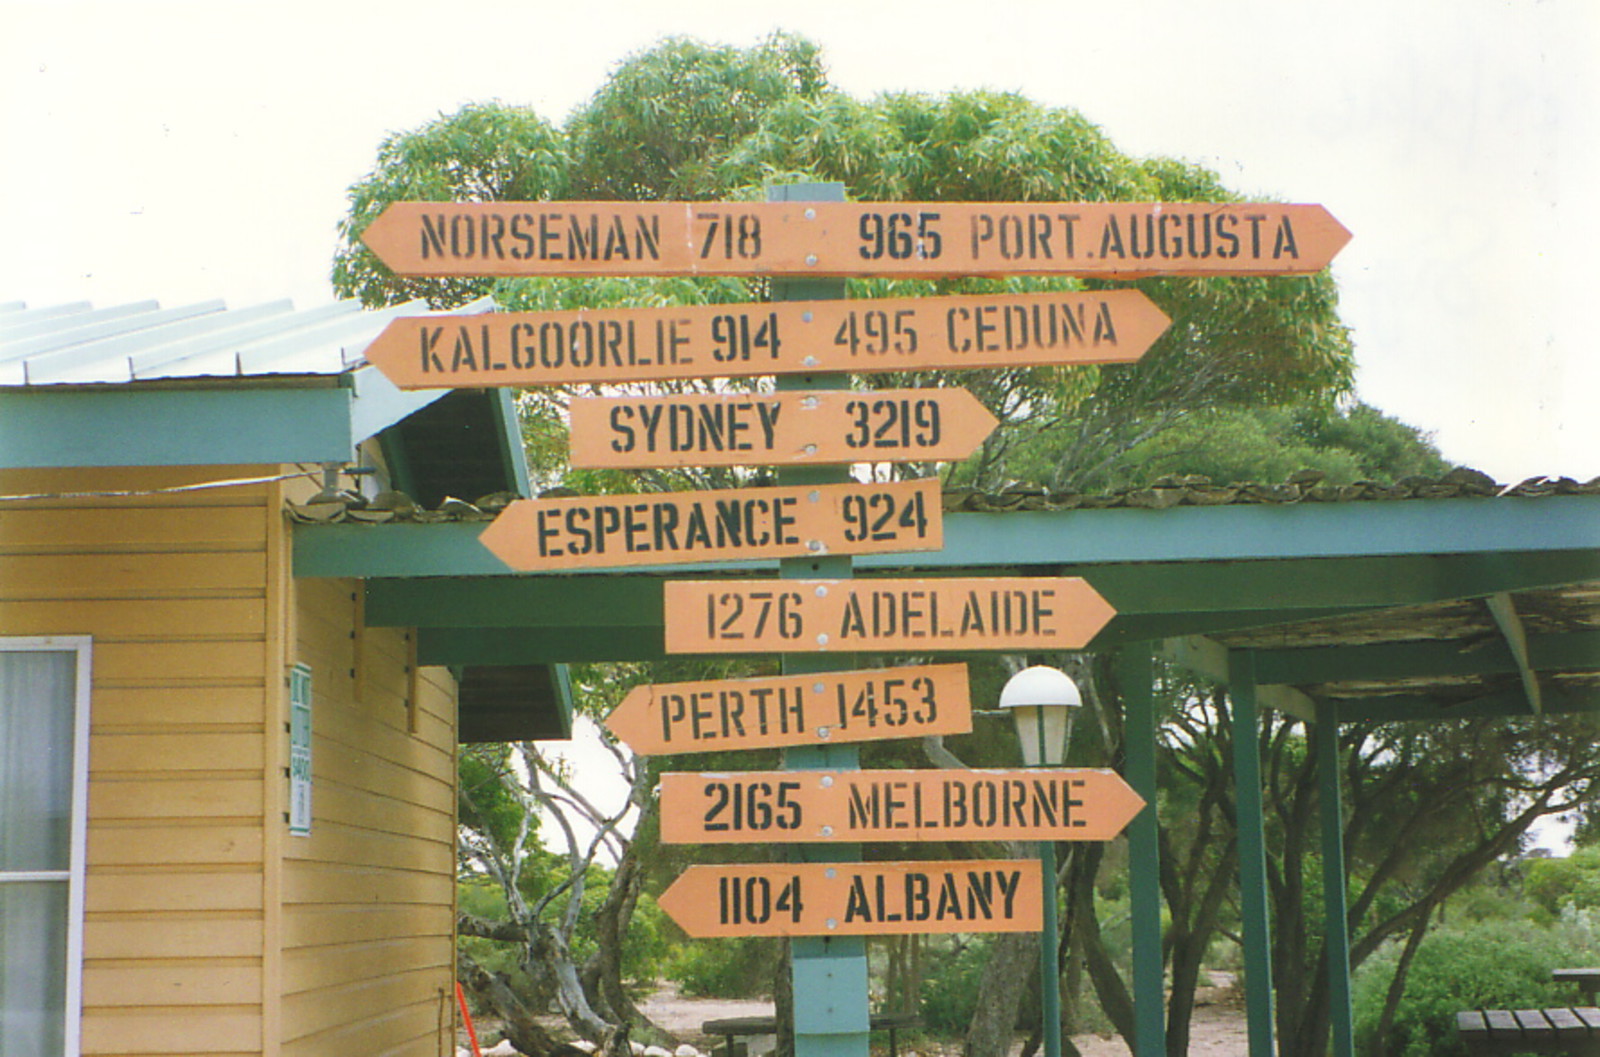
1039, 837, 1063, 1057
771, 182, 871, 1057
1315, 700, 1355, 1057
1228, 650, 1277, 1057
1117, 646, 1166, 1056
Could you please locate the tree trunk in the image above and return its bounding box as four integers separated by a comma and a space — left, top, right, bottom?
459, 950, 565, 1057
1160, 824, 1235, 1057
535, 921, 621, 1045
774, 938, 794, 1057
884, 935, 924, 1016
457, 912, 562, 1018
585, 842, 673, 1043
964, 931, 1039, 1057
1266, 726, 1318, 1052
1060, 881, 1087, 1057
1373, 907, 1432, 1053
1062, 841, 1135, 1045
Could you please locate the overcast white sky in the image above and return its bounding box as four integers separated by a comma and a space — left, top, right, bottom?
4, 0, 1596, 483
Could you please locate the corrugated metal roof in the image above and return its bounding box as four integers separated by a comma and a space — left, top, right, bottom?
0, 296, 494, 386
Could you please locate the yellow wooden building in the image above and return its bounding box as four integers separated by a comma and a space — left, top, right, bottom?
0, 298, 568, 1056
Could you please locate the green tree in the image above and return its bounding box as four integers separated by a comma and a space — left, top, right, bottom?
1525, 845, 1600, 915
331, 34, 1356, 499
566, 33, 828, 201
1265, 713, 1600, 1057
454, 659, 677, 1057
1292, 402, 1454, 482
332, 101, 570, 310
1004, 400, 1451, 493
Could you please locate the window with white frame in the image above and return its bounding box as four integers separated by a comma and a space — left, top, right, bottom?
0, 638, 90, 1057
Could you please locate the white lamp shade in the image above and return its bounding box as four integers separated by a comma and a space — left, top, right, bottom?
999, 666, 1081, 767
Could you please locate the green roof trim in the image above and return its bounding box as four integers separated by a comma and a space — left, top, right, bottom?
296, 496, 1600, 579
0, 385, 357, 468
0, 372, 473, 471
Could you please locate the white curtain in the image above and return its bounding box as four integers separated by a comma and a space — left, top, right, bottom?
0, 649, 77, 1057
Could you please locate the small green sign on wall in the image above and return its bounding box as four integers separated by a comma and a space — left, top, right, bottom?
289, 663, 312, 836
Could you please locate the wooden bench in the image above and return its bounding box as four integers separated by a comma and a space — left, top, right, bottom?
703, 1013, 921, 1057
1455, 1007, 1600, 1054
1555, 969, 1600, 1005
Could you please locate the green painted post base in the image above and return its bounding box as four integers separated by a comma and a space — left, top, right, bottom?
791, 934, 871, 1046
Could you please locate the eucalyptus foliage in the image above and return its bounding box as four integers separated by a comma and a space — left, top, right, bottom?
332, 32, 1355, 494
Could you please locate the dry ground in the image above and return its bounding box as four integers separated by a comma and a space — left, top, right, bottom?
470, 978, 1249, 1056
634, 977, 1249, 1057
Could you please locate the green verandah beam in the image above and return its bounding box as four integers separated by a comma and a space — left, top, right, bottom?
1117, 646, 1165, 1056
1229, 650, 1278, 1057
1335, 685, 1600, 722
1251, 630, 1600, 685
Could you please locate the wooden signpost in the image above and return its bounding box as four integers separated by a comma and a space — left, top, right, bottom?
361, 200, 1350, 279
478, 478, 940, 571
663, 577, 1116, 654
360, 290, 1169, 389
655, 859, 1045, 938
364, 184, 1292, 1048
603, 663, 972, 755
658, 768, 1146, 844
568, 388, 999, 468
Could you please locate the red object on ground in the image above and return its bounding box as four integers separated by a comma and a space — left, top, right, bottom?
456, 981, 483, 1057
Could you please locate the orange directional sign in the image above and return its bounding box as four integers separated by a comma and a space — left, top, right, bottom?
656, 859, 1044, 938
605, 663, 972, 756
569, 388, 999, 469
479, 479, 939, 571
659, 769, 1145, 845
361, 291, 1167, 390
361, 200, 1349, 279
664, 577, 1116, 654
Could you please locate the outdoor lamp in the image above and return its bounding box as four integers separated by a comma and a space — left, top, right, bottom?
999, 664, 1081, 767
998, 664, 1080, 1057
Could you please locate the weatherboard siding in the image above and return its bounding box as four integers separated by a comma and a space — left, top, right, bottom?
0, 464, 459, 1055
0, 465, 273, 1057
279, 571, 457, 1057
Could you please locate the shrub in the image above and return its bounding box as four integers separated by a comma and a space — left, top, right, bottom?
667, 936, 779, 999
1525, 847, 1600, 915
1352, 918, 1597, 1057
919, 937, 994, 1032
